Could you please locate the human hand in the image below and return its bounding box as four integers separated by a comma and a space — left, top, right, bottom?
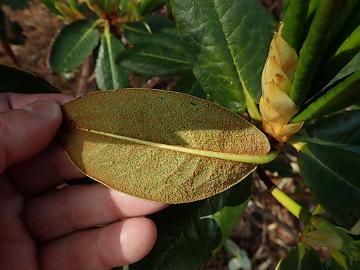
0, 93, 166, 270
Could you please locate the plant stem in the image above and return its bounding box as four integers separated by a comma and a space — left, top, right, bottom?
257, 167, 311, 224
244, 90, 261, 121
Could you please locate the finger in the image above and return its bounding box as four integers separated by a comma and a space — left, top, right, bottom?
26, 184, 166, 241
0, 93, 74, 112
40, 218, 157, 270
8, 93, 74, 108
0, 175, 38, 270
8, 141, 83, 195
0, 100, 62, 173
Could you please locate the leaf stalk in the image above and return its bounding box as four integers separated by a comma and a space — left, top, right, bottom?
257, 167, 311, 224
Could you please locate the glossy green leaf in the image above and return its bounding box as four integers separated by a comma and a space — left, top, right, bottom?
0, 64, 58, 93
60, 89, 272, 203
170, 0, 275, 113
332, 2, 360, 51
326, 0, 359, 49
0, 9, 26, 45
40, 0, 61, 15
324, 259, 355, 270
325, 51, 360, 91
276, 244, 324, 270
139, 0, 167, 15
124, 15, 176, 44
119, 31, 191, 77
95, 31, 128, 90
306, 0, 320, 19
325, 25, 360, 83
302, 110, 360, 151
295, 110, 360, 227
292, 70, 360, 122
122, 16, 184, 76
282, 0, 311, 52
174, 73, 207, 99
0, 0, 28, 9
304, 50, 360, 111
49, 20, 100, 73
290, 0, 338, 105
129, 177, 252, 270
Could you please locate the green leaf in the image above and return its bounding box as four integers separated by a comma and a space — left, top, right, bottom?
302, 110, 360, 150
95, 31, 128, 90
129, 177, 252, 270
325, 25, 360, 83
40, 0, 61, 15
282, 0, 311, 52
0, 9, 26, 45
122, 16, 184, 77
290, 0, 338, 106
324, 258, 358, 270
169, 0, 275, 113
276, 244, 324, 270
332, 2, 360, 51
119, 31, 191, 77
326, 0, 359, 52
292, 70, 360, 122
60, 89, 271, 204
0, 0, 28, 9
301, 50, 360, 117
139, 0, 167, 15
325, 51, 360, 91
0, 64, 58, 93
124, 15, 176, 44
295, 110, 360, 227
174, 73, 207, 99
49, 20, 100, 73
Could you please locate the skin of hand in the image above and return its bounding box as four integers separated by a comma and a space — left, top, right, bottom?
0, 93, 166, 270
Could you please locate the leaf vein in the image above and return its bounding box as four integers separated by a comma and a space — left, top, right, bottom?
305, 147, 360, 192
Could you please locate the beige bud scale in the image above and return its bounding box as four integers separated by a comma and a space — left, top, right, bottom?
260, 25, 304, 142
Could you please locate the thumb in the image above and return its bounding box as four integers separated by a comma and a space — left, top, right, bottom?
0, 100, 62, 173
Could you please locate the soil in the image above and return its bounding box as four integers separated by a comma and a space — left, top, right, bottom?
0, 1, 302, 270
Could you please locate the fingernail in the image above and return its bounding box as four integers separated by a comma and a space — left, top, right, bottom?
22, 100, 60, 117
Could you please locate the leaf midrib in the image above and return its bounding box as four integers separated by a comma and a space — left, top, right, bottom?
294, 135, 360, 153
210, 0, 252, 103
105, 33, 118, 88
129, 51, 191, 65
58, 22, 97, 71
303, 145, 360, 191
75, 127, 276, 164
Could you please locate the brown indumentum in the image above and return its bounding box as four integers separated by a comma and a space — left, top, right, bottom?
60, 89, 271, 204
260, 26, 303, 142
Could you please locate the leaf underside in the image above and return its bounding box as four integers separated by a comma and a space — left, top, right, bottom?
60, 89, 270, 203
